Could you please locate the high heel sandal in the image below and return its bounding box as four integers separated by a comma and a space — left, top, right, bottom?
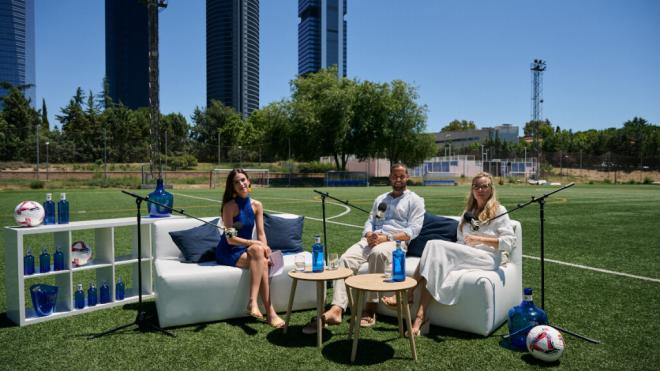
405, 317, 430, 337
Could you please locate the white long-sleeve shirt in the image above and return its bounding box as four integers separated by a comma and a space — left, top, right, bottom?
361, 189, 425, 240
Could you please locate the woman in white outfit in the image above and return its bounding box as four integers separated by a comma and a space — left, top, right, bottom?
382, 172, 515, 336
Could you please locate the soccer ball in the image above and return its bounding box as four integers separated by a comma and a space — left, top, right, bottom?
14, 201, 45, 227
526, 325, 565, 362
71, 240, 92, 267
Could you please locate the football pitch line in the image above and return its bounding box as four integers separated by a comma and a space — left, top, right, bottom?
174, 192, 659, 284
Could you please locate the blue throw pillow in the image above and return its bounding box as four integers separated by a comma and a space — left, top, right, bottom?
407, 213, 458, 257
264, 214, 304, 254
169, 218, 222, 263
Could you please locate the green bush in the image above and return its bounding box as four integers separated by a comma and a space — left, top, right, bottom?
297, 161, 336, 173
29, 180, 44, 189
167, 154, 198, 170
643, 177, 653, 184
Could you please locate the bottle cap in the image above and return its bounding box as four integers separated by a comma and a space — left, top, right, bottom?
524, 287, 533, 295
42, 247, 48, 253
46, 193, 52, 200
60, 192, 66, 200
77, 283, 83, 290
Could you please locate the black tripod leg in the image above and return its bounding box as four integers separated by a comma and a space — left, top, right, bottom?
88, 321, 136, 339
551, 324, 601, 344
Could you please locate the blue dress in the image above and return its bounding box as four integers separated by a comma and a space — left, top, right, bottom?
216, 196, 255, 266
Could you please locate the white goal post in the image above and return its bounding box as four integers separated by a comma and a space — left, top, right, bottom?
210, 168, 270, 189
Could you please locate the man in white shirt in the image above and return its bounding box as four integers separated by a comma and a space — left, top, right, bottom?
304, 163, 425, 334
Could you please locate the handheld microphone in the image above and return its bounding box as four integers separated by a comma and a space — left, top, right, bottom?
376, 202, 387, 220
225, 221, 243, 239
463, 211, 481, 231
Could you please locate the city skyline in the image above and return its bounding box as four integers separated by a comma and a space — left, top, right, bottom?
32, 0, 660, 134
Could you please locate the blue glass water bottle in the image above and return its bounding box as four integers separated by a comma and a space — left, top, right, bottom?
87, 283, 98, 306
115, 277, 125, 300
24, 247, 35, 275
312, 234, 324, 272
74, 284, 85, 309
148, 178, 174, 217
44, 193, 56, 225
392, 240, 406, 282
53, 246, 64, 271
57, 192, 69, 224
100, 281, 111, 304
507, 288, 549, 350
39, 248, 51, 273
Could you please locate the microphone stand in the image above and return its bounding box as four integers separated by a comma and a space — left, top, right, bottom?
89, 190, 175, 339
499, 183, 599, 344
313, 189, 370, 264
313, 190, 370, 288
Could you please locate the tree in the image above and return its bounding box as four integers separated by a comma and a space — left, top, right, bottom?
289, 66, 354, 169
0, 85, 40, 160
441, 119, 476, 132
247, 101, 291, 161
160, 113, 191, 157
41, 98, 49, 131
377, 80, 435, 167
190, 100, 245, 162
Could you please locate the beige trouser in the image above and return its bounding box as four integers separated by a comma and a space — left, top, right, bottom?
331, 238, 405, 310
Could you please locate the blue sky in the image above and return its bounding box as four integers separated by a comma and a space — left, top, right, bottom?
35, 0, 660, 134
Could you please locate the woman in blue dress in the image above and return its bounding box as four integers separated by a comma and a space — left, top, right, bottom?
216, 169, 284, 328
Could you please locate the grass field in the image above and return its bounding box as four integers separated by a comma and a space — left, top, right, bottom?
1, 184, 659, 370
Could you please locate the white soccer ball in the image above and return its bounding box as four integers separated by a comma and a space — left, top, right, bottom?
71, 240, 92, 267
14, 201, 45, 227
526, 325, 565, 362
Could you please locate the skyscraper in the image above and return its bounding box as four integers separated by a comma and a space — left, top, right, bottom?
0, 0, 36, 107
298, 0, 346, 77
105, 0, 149, 109
207, 0, 259, 117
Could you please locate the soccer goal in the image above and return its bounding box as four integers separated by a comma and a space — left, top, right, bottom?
210, 169, 270, 189
324, 171, 369, 187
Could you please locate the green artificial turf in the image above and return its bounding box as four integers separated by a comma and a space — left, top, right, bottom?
0, 184, 659, 370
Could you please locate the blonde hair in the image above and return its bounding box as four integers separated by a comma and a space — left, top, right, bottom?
460, 172, 500, 229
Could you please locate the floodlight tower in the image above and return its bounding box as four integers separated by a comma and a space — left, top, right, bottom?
147, 0, 168, 180
530, 59, 546, 178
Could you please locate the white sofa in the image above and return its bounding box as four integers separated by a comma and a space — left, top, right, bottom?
151, 216, 317, 328
362, 217, 523, 336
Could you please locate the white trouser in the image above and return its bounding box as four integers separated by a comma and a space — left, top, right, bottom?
331, 238, 405, 310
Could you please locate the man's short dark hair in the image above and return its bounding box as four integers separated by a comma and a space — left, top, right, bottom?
390, 163, 408, 174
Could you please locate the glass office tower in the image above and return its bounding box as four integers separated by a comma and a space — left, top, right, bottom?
105, 0, 149, 109
0, 0, 36, 108
207, 0, 259, 117
298, 0, 346, 77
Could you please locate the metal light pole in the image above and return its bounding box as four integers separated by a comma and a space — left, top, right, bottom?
36, 123, 39, 180
45, 142, 49, 181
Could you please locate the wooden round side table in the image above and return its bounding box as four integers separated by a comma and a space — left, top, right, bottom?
284, 267, 353, 348
344, 273, 418, 362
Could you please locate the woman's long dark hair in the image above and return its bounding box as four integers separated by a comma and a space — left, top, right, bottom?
221, 168, 250, 213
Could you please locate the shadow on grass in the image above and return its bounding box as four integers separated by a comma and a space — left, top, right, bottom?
322, 339, 395, 365
80, 302, 177, 339
266, 324, 335, 347
521, 353, 561, 367
0, 313, 16, 328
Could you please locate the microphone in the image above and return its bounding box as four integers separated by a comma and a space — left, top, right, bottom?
225, 221, 243, 239
463, 211, 481, 231
376, 202, 387, 220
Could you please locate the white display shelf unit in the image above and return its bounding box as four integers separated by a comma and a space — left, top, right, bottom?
5, 217, 167, 326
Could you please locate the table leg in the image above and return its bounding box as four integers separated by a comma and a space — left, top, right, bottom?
284, 278, 298, 334
351, 290, 364, 363
403, 290, 417, 361
347, 286, 354, 339
316, 281, 324, 348
396, 290, 404, 337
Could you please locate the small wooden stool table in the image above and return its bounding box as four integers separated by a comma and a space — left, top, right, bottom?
345, 273, 418, 363
284, 267, 353, 348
